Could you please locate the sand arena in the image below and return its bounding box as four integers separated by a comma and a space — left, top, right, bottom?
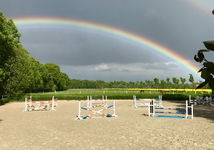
0, 100, 214, 150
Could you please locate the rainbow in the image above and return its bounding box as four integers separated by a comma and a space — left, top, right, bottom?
13, 17, 200, 77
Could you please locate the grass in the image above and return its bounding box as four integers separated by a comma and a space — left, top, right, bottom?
24, 88, 211, 101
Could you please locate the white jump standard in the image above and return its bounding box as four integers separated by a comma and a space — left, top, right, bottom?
148, 100, 193, 119
133, 95, 163, 108
76, 100, 117, 120
24, 96, 57, 111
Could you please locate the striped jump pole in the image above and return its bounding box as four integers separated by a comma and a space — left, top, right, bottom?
76, 100, 92, 120
134, 95, 162, 108
149, 100, 193, 119
76, 100, 117, 120
76, 101, 90, 120
24, 96, 57, 112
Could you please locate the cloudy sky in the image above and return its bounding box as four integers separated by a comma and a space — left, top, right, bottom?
1, 0, 214, 82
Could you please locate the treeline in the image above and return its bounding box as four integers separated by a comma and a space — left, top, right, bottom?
0, 12, 70, 98
70, 74, 205, 89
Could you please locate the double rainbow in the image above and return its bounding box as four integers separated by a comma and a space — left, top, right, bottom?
14, 17, 200, 77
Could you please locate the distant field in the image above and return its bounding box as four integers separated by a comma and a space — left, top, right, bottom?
26, 88, 211, 101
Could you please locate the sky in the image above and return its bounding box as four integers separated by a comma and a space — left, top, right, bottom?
1, 0, 214, 82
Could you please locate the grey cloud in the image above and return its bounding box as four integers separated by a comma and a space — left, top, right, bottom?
0, 0, 211, 81
3, 0, 214, 60
60, 62, 200, 82
19, 27, 168, 66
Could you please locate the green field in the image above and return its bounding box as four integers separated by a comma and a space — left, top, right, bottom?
25, 88, 211, 101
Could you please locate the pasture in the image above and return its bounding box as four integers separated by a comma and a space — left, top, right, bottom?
27, 88, 211, 101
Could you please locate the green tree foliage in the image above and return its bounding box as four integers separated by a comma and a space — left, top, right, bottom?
166, 77, 172, 88
3, 46, 33, 97
189, 74, 194, 85
0, 11, 70, 98
180, 77, 186, 85
180, 77, 186, 88
160, 80, 167, 88
67, 77, 204, 89
0, 12, 21, 66
153, 78, 159, 88
172, 77, 179, 88
42, 63, 70, 91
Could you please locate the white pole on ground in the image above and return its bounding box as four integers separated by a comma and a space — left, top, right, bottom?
24, 97, 28, 111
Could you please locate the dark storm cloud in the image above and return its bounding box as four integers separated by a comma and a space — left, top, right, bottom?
19, 27, 167, 66
2, 0, 214, 59
0, 0, 212, 81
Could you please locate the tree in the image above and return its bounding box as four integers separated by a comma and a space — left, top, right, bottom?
3, 46, 34, 97
160, 80, 167, 88
172, 77, 179, 88
0, 11, 21, 66
153, 78, 159, 88
189, 74, 194, 85
166, 77, 172, 88
180, 77, 186, 88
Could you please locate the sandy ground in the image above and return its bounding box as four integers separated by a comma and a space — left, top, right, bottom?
1, 100, 214, 150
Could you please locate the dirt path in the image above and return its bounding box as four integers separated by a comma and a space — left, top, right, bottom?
0, 100, 214, 150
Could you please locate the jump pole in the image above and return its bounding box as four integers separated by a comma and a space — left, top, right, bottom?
149, 100, 193, 119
